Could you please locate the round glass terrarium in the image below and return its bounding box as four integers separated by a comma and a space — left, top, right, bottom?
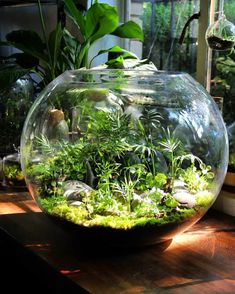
2, 152, 26, 189
20, 69, 228, 247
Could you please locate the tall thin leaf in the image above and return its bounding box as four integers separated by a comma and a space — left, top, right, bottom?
64, 0, 86, 36
48, 23, 63, 77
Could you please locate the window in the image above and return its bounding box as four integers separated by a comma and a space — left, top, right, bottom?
210, 0, 235, 124
130, 0, 200, 75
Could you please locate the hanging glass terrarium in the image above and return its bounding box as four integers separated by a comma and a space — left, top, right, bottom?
0, 59, 33, 190
206, 14, 235, 51
20, 69, 228, 246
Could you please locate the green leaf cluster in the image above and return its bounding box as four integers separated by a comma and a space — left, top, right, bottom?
28, 94, 215, 227
4, 164, 24, 181
0, 0, 143, 89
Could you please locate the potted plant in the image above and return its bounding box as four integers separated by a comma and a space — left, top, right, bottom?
1, 0, 144, 90
2, 153, 25, 189
0, 59, 33, 189
0, 0, 144, 189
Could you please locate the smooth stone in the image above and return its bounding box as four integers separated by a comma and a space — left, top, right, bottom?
173, 180, 186, 192
69, 200, 83, 206
131, 193, 142, 209
173, 191, 197, 208
63, 180, 93, 201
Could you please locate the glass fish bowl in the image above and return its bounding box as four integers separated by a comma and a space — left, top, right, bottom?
20, 69, 228, 247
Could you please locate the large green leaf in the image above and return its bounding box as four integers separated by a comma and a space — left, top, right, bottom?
96, 45, 138, 57
63, 28, 80, 49
105, 56, 125, 68
10, 53, 39, 68
92, 45, 138, 64
6, 30, 49, 65
63, 29, 81, 68
216, 56, 235, 74
112, 21, 144, 42
86, 3, 119, 43
90, 45, 139, 69
64, 0, 85, 37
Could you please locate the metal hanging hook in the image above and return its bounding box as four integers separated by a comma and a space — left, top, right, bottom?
178, 12, 200, 45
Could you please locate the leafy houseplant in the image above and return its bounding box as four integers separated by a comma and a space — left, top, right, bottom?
20, 69, 228, 246
0, 0, 143, 89
0, 0, 143, 188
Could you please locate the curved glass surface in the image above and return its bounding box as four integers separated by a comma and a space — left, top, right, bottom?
20, 69, 228, 246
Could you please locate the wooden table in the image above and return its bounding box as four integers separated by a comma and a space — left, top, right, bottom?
0, 190, 235, 293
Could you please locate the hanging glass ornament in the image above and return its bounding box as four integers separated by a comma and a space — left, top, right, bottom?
206, 14, 235, 51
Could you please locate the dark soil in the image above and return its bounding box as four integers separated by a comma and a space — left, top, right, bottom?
207, 35, 235, 51
228, 164, 235, 173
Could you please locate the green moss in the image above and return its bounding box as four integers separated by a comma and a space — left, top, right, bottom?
39, 196, 197, 230
229, 152, 235, 167
39, 196, 67, 213
195, 191, 214, 206
53, 204, 89, 225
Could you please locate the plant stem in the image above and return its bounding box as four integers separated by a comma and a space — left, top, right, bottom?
151, 151, 156, 176
37, 0, 55, 79
78, 41, 90, 69
170, 151, 175, 188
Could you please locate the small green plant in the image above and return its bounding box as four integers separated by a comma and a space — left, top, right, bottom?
4, 163, 25, 187
180, 164, 214, 193
159, 128, 182, 188
4, 164, 24, 181
27, 93, 215, 230
229, 152, 235, 167
145, 172, 167, 189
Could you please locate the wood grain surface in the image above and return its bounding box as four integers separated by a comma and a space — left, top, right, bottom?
0, 190, 234, 293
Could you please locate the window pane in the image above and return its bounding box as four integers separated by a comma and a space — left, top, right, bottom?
132, 0, 199, 75
210, 0, 235, 124
210, 0, 235, 170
